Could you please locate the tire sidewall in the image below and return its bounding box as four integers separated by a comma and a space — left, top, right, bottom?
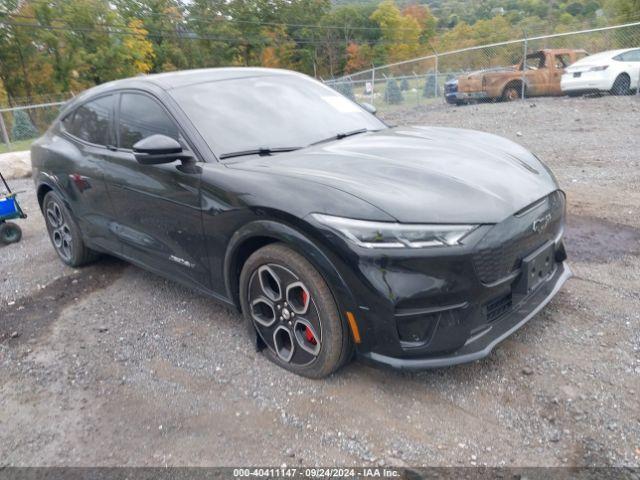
239, 243, 349, 379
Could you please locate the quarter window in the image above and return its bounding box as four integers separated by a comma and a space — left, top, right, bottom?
63, 95, 114, 146
118, 93, 179, 150
623, 50, 640, 62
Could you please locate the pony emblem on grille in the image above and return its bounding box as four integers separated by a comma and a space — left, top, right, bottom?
532, 212, 552, 234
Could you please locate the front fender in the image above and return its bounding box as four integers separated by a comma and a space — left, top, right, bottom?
223, 219, 358, 317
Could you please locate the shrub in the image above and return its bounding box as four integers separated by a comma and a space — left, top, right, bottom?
423, 74, 437, 98
384, 77, 403, 104
400, 78, 410, 91
11, 110, 39, 140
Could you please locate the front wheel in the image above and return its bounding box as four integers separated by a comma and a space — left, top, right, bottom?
239, 243, 352, 378
502, 84, 522, 101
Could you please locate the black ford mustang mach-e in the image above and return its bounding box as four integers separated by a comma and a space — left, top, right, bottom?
31, 68, 570, 378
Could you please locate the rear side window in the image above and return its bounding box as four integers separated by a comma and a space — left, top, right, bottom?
622, 49, 640, 62
63, 95, 114, 146
118, 93, 179, 150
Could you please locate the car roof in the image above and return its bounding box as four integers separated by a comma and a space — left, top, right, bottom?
65, 67, 304, 108
574, 48, 637, 63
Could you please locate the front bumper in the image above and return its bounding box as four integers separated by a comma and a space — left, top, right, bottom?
316, 190, 569, 371
360, 261, 571, 369
449, 91, 490, 102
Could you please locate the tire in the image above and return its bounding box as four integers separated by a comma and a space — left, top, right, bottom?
611, 74, 631, 96
239, 243, 352, 378
502, 84, 522, 102
0, 222, 22, 244
43, 191, 99, 267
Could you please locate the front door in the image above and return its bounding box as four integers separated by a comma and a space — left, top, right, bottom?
522, 52, 549, 97
100, 91, 210, 290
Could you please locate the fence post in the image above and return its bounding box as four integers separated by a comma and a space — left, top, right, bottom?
521, 33, 528, 100
434, 53, 439, 98
0, 113, 10, 150
371, 65, 376, 106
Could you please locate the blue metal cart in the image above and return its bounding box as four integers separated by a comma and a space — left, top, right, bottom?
0, 170, 26, 244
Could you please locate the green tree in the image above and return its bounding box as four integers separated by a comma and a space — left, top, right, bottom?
423, 74, 436, 98
384, 77, 403, 104
400, 78, 410, 91
11, 110, 39, 140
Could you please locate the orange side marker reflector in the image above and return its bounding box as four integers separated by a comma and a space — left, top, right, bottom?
346, 311, 362, 344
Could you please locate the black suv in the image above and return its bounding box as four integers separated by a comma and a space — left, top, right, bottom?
31, 68, 570, 378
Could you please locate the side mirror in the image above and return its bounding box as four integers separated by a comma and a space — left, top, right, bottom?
133, 134, 193, 165
359, 102, 377, 115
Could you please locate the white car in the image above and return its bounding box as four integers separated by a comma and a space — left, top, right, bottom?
561, 48, 640, 96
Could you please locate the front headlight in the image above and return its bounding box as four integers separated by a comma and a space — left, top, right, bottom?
311, 214, 478, 249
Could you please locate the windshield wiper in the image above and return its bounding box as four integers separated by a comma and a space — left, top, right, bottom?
310, 128, 372, 146
219, 146, 302, 160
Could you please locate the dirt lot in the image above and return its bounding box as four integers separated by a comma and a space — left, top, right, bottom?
1, 96, 639, 468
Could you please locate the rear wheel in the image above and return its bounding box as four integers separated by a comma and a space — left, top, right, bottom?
0, 222, 22, 244
239, 243, 351, 378
502, 84, 522, 101
611, 74, 631, 96
43, 191, 99, 267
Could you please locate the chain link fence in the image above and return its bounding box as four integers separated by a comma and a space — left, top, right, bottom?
0, 96, 69, 152
326, 21, 640, 115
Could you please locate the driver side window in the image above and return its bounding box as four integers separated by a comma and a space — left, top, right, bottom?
118, 93, 180, 150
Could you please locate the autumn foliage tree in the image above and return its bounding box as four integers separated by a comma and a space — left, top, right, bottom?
0, 0, 625, 107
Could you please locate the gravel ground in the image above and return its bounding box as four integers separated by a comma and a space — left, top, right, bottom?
1, 95, 639, 467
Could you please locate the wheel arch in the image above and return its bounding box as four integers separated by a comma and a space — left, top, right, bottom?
36, 183, 53, 211
502, 79, 525, 97
35, 173, 68, 213
223, 218, 358, 319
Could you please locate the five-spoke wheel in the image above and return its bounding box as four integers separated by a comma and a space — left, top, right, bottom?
240, 243, 352, 378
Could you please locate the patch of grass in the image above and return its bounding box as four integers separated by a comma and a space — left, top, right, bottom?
0, 138, 35, 155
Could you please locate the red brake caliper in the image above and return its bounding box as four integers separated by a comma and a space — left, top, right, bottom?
301, 290, 317, 345
305, 327, 317, 345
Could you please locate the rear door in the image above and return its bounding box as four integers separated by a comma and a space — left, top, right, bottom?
100, 91, 211, 290
58, 94, 121, 253
547, 53, 571, 95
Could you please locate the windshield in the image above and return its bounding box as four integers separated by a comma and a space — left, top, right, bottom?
170, 73, 386, 158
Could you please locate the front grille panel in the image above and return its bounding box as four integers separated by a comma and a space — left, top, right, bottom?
485, 293, 512, 323
445, 82, 457, 93
472, 191, 565, 284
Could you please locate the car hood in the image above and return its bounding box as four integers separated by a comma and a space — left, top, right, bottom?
463, 66, 517, 78
227, 126, 559, 224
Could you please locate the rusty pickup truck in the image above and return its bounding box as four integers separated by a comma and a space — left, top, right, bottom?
451, 48, 588, 103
